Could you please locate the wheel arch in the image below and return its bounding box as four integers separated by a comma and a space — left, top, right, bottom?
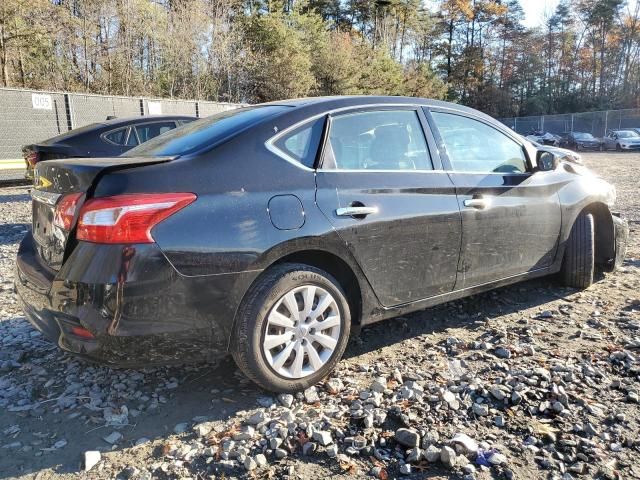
270, 250, 363, 328
580, 202, 615, 267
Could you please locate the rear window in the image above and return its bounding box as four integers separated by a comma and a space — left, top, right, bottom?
123, 106, 289, 157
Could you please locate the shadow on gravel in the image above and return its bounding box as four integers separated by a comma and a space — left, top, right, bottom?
0, 193, 31, 204
0, 223, 29, 245
0, 276, 566, 478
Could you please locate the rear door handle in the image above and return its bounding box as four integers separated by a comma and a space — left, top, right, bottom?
463, 198, 491, 210
336, 206, 378, 217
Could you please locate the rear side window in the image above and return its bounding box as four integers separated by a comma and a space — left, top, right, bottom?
431, 112, 527, 174
272, 117, 325, 168
135, 121, 177, 143
103, 128, 127, 146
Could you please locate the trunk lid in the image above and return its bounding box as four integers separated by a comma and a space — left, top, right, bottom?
31, 157, 172, 270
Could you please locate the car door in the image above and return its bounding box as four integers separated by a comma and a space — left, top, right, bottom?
315, 107, 462, 307
604, 132, 616, 150
426, 108, 562, 289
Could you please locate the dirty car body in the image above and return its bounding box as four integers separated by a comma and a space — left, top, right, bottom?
15, 96, 628, 371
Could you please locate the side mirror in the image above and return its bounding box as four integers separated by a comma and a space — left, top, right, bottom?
536, 150, 559, 171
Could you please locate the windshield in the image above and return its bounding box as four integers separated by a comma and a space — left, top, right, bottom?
617, 131, 639, 138
574, 133, 595, 140
123, 105, 288, 157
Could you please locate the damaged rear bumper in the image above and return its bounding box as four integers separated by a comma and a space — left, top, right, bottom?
15, 233, 257, 367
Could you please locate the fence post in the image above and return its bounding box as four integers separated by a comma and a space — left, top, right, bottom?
64, 93, 74, 131
139, 99, 144, 116
604, 111, 608, 136
195, 101, 200, 118
571, 114, 574, 132
514, 117, 517, 132
541, 115, 545, 132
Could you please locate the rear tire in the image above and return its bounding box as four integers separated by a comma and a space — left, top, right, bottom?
231, 263, 351, 393
561, 213, 595, 289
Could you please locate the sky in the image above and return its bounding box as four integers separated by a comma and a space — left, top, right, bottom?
521, 0, 559, 28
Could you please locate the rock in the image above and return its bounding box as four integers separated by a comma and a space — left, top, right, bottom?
244, 456, 257, 471
451, 433, 479, 454
326, 445, 338, 457
246, 411, 267, 425
488, 452, 507, 465
233, 425, 255, 441
442, 390, 460, 409
421, 431, 439, 448
406, 447, 422, 463
193, 422, 214, 437
326, 378, 344, 394
103, 431, 123, 445
302, 442, 316, 455
395, 428, 420, 448
400, 464, 411, 475
495, 347, 512, 359
440, 446, 457, 468
425, 445, 440, 462
473, 403, 489, 416
371, 377, 387, 393
84, 451, 101, 471
135, 437, 150, 446
275, 448, 288, 459
256, 396, 275, 408
494, 415, 506, 427
173, 422, 189, 434
304, 387, 320, 403
313, 430, 333, 446
255, 453, 267, 467
553, 401, 565, 413
490, 385, 507, 401
270, 437, 283, 449
278, 393, 294, 408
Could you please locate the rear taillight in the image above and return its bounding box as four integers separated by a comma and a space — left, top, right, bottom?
24, 150, 39, 167
54, 192, 84, 230
76, 193, 196, 244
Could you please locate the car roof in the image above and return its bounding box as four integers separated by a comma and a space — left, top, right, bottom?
265, 95, 484, 114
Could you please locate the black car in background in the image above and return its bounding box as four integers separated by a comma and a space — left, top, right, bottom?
22, 115, 195, 179
564, 132, 602, 151
16, 96, 628, 392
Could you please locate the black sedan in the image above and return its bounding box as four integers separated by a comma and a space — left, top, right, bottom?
15, 96, 628, 392
22, 115, 195, 179
564, 132, 602, 151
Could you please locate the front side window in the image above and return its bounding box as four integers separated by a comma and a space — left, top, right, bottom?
324, 110, 432, 171
272, 117, 325, 168
431, 112, 528, 174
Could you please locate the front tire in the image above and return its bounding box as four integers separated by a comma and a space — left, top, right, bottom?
561, 213, 595, 289
231, 263, 351, 392
616, 143, 622, 152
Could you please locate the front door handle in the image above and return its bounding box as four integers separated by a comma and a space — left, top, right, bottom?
463, 198, 491, 210
336, 206, 378, 217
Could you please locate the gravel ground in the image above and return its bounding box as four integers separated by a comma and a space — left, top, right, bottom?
1, 152, 639, 480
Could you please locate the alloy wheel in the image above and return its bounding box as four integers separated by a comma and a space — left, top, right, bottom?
262, 285, 341, 379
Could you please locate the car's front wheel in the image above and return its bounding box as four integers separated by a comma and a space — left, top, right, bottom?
561, 213, 595, 289
232, 263, 351, 392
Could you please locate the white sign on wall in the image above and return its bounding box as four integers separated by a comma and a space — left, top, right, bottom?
148, 101, 162, 115
32, 93, 53, 110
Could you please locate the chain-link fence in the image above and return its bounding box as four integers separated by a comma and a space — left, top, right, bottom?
0, 87, 243, 161
498, 109, 640, 138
